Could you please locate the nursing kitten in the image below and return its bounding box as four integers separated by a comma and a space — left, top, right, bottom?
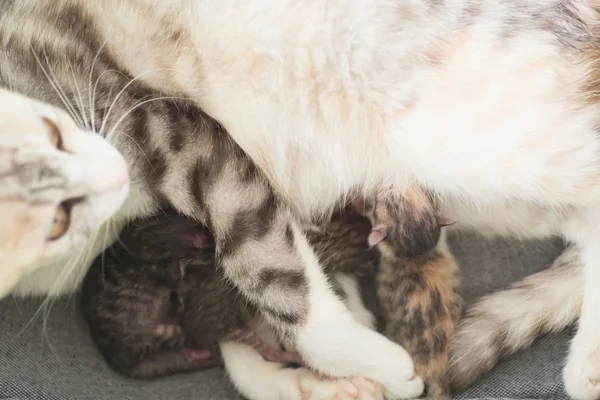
80, 229, 216, 379
0, 88, 129, 299
0, 3, 421, 397
81, 211, 303, 379
355, 190, 461, 399
368, 187, 445, 259
83, 208, 377, 379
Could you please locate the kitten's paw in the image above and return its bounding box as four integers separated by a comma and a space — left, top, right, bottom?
351, 378, 384, 400
564, 345, 600, 400
299, 375, 359, 400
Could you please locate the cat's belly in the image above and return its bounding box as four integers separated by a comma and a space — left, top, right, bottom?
442, 199, 567, 239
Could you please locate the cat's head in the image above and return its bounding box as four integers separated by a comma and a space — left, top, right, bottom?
0, 89, 130, 297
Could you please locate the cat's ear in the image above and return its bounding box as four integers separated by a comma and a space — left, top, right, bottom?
368, 228, 387, 248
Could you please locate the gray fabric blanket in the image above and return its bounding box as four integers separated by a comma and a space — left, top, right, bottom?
0, 233, 572, 399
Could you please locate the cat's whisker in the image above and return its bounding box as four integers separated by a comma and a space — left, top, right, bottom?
67, 59, 90, 131
105, 95, 188, 141
35, 225, 105, 338
92, 68, 131, 136
29, 45, 82, 127
88, 41, 108, 134
100, 220, 116, 286
99, 69, 176, 137
110, 130, 156, 173
102, 95, 187, 174
41, 49, 86, 129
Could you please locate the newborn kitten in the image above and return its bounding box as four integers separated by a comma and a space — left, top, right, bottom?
80, 213, 217, 379
81, 210, 307, 379
305, 205, 379, 277
367, 191, 461, 400
368, 186, 447, 258
377, 246, 461, 400
82, 208, 377, 379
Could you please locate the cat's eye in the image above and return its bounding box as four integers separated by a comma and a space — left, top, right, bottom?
48, 202, 71, 240
42, 117, 64, 150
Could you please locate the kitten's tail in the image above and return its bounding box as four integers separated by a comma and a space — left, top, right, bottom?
447, 244, 582, 391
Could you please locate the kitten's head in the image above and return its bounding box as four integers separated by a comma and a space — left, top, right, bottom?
0, 89, 130, 297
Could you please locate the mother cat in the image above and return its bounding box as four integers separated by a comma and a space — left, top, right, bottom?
2, 0, 597, 398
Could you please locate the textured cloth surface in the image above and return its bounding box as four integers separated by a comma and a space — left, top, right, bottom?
0, 233, 572, 399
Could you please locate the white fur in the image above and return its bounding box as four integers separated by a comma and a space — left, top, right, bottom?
0, 88, 129, 298
333, 272, 376, 330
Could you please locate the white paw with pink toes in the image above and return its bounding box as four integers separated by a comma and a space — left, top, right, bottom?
299, 375, 386, 400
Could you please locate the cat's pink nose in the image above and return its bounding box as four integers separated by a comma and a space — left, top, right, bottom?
69, 154, 130, 194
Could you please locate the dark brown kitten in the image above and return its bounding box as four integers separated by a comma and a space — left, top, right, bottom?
376, 244, 462, 399
81, 210, 306, 379
80, 215, 216, 379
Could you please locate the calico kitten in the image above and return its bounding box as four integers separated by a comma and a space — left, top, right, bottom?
353, 190, 461, 399
376, 242, 462, 400
364, 192, 461, 399
83, 208, 378, 379
368, 187, 444, 259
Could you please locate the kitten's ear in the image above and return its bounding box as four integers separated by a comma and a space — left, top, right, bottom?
439, 217, 455, 227
368, 228, 387, 248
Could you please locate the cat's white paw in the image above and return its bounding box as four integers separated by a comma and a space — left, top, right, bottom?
297, 316, 423, 399
564, 345, 600, 400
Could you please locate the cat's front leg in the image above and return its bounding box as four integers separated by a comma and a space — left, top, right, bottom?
563, 212, 600, 400
185, 143, 422, 397
216, 215, 423, 398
